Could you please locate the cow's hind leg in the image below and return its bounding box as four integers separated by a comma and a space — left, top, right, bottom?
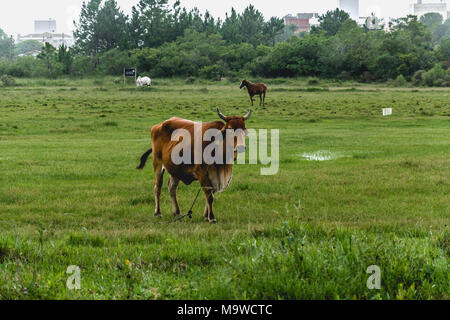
203, 203, 209, 221
198, 174, 216, 224
153, 164, 165, 217
168, 176, 181, 217
204, 191, 216, 224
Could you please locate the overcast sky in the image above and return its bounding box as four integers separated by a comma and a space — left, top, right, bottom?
0, 0, 423, 36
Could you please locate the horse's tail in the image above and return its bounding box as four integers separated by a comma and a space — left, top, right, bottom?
136, 148, 153, 170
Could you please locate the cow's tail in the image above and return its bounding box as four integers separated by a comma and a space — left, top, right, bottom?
136, 148, 153, 170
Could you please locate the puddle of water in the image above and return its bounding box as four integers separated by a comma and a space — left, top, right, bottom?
300, 150, 342, 161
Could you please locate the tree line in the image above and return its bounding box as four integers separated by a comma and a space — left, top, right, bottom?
0, 0, 450, 86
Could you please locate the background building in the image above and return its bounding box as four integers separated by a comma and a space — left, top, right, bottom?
34, 19, 57, 33
339, 0, 360, 21
412, 0, 448, 20
16, 19, 74, 48
284, 13, 319, 33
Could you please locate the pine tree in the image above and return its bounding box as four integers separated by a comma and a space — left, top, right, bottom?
73, 0, 128, 55
0, 27, 14, 60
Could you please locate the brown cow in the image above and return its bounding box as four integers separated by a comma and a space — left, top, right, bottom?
240, 79, 267, 107
137, 108, 252, 223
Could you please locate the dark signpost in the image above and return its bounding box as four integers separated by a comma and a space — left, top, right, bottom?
124, 68, 137, 84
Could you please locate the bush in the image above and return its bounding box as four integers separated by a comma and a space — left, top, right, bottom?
307, 77, 320, 86
337, 71, 352, 81
199, 64, 222, 80
422, 63, 449, 87
1, 74, 16, 87
392, 74, 408, 87
361, 71, 376, 83
413, 70, 426, 86
433, 79, 448, 87
185, 76, 196, 84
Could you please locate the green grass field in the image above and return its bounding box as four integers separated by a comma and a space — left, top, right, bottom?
0, 78, 449, 300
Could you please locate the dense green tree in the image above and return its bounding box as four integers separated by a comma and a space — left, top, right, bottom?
73, 0, 127, 55
432, 19, 450, 43
313, 9, 350, 36
37, 42, 61, 77
73, 0, 102, 56
238, 5, 265, 47
437, 38, 450, 61
275, 24, 298, 43
334, 20, 370, 76
131, 0, 174, 48
15, 40, 42, 55
57, 44, 73, 74
264, 17, 285, 47
420, 12, 443, 30
97, 0, 128, 51
0, 27, 14, 60
97, 48, 136, 75
221, 8, 241, 44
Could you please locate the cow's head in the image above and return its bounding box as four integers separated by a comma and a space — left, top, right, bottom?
217, 107, 252, 155
239, 80, 248, 89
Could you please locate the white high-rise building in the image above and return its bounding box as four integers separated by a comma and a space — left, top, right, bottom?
412, 0, 448, 20
34, 19, 57, 33
339, 0, 360, 21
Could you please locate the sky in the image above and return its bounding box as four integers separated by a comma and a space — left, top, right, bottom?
0, 0, 426, 37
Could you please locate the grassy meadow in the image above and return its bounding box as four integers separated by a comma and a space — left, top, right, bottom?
0, 77, 449, 300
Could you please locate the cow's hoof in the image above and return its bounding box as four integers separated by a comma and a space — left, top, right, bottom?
173, 212, 181, 217
154, 212, 162, 217
209, 219, 217, 224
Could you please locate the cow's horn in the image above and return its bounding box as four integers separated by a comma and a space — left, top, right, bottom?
217, 107, 227, 121
243, 109, 253, 121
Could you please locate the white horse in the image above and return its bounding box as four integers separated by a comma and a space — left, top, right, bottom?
136, 76, 151, 87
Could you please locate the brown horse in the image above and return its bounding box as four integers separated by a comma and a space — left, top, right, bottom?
240, 80, 267, 107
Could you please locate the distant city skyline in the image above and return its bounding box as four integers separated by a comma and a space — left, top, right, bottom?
0, 0, 443, 36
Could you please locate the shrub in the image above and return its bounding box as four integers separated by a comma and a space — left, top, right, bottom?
307, 77, 320, 86
337, 71, 352, 81
361, 71, 376, 83
393, 74, 408, 87
199, 64, 222, 80
413, 70, 426, 86
422, 63, 449, 87
1, 74, 16, 87
185, 76, 196, 84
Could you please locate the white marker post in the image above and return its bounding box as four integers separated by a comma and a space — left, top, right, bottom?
382, 108, 392, 116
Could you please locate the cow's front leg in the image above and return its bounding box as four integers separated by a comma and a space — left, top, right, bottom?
168, 176, 181, 216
